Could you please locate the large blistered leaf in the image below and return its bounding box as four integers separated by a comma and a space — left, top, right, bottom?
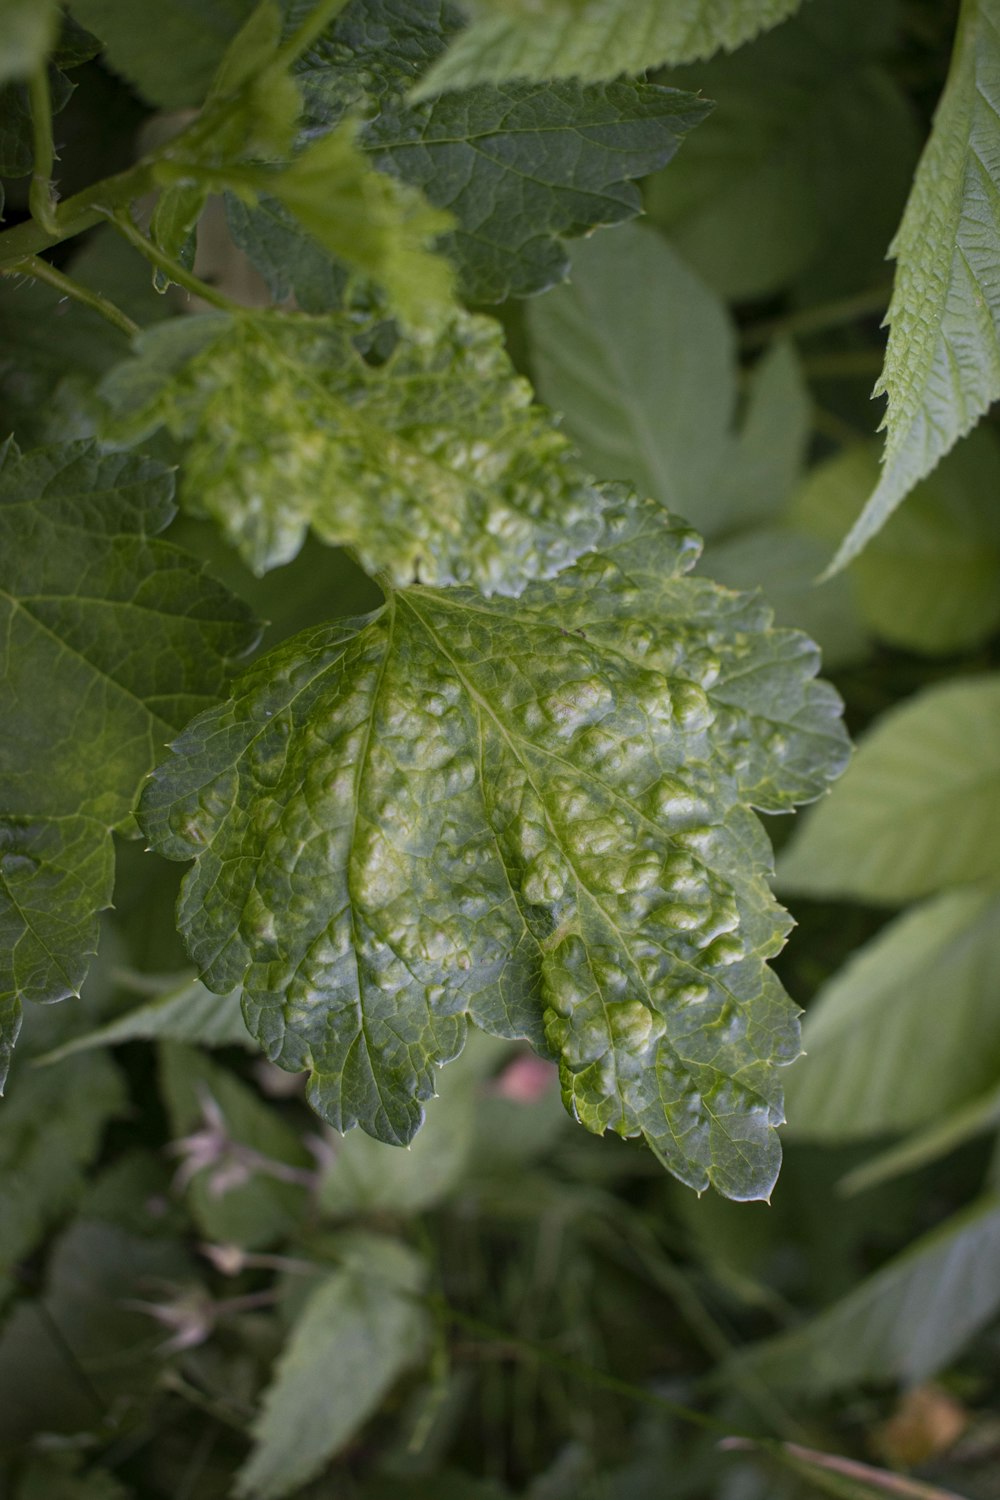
833, 0, 1000, 569
785, 888, 1000, 1141
740, 1194, 1000, 1393
232, 0, 709, 304
236, 1234, 429, 1499
779, 675, 1000, 903
645, 0, 920, 303
141, 494, 848, 1200
527, 224, 809, 537
0, 442, 258, 1081
413, 0, 803, 95
101, 309, 609, 587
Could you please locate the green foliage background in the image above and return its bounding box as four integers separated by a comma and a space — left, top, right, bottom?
1, 1, 1000, 1497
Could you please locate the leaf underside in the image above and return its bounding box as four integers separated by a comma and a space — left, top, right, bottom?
0, 441, 257, 1082
833, 0, 1000, 569
141, 494, 849, 1201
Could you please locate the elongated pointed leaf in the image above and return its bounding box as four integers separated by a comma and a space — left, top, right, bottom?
833, 0, 1000, 569
740, 1195, 1000, 1392
413, 0, 803, 95
101, 309, 609, 588
0, 442, 258, 1080
141, 494, 848, 1199
785, 888, 1000, 1141
779, 676, 1000, 903
236, 1235, 429, 1499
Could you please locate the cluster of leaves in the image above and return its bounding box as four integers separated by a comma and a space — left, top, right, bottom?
2, 0, 1000, 1497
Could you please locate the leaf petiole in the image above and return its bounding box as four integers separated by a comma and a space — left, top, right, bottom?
2, 255, 140, 338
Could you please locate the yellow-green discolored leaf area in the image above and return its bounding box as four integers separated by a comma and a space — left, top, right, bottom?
0, 441, 258, 1085
833, 0, 1000, 570
101, 309, 610, 589
140, 495, 849, 1201
414, 0, 802, 96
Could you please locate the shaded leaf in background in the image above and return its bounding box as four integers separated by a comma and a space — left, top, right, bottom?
236, 1234, 429, 1499
784, 888, 1000, 1141
232, 0, 709, 304
0, 13, 98, 178
0, 1218, 195, 1442
0, 442, 257, 1081
792, 431, 1000, 656
526, 224, 809, 536
64, 0, 257, 107
100, 308, 610, 589
37, 973, 253, 1061
159, 1043, 313, 1249
413, 0, 803, 94
645, 0, 920, 303
832, 0, 1000, 570
841, 1076, 1000, 1197
141, 495, 848, 1200
0, 1049, 126, 1299
779, 675, 1000, 903
741, 1195, 1000, 1394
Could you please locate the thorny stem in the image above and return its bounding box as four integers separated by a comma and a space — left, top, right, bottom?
109, 210, 242, 313
28, 64, 59, 235
3, 255, 140, 338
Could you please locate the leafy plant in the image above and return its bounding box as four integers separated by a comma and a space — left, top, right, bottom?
2, 1, 1000, 1498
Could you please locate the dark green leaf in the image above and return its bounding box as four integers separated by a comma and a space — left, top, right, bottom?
140, 494, 848, 1199
100, 308, 610, 588
0, 442, 258, 1080
233, 0, 709, 304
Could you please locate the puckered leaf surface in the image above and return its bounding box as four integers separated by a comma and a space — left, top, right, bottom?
0, 442, 258, 1081
100, 309, 610, 588
832, 0, 1000, 569
414, 0, 802, 95
140, 495, 848, 1200
231, 0, 709, 304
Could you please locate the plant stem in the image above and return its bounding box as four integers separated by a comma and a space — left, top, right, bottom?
28, 64, 59, 235
109, 211, 241, 312
741, 285, 891, 351
3, 255, 140, 338
0, 159, 158, 268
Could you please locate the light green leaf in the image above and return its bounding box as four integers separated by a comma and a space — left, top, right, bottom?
232, 0, 709, 305
263, 125, 455, 324
101, 308, 610, 589
236, 1234, 429, 1500
832, 0, 1000, 569
159, 1043, 313, 1248
779, 676, 1000, 903
36, 973, 253, 1062
64, 0, 258, 107
793, 432, 1000, 656
0, 0, 57, 84
645, 0, 920, 302
785, 888, 1000, 1141
741, 1194, 1000, 1392
840, 1077, 1000, 1197
527, 225, 808, 537
140, 494, 848, 1200
0, 1049, 126, 1297
413, 0, 803, 95
0, 442, 258, 1081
